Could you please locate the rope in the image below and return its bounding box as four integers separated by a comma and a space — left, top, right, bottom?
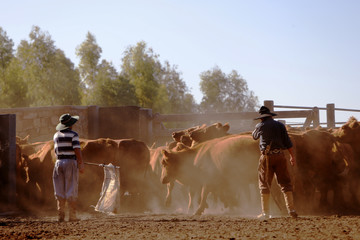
84, 162, 120, 169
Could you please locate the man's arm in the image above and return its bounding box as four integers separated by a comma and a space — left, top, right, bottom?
252, 123, 262, 140
74, 148, 84, 173
287, 147, 296, 166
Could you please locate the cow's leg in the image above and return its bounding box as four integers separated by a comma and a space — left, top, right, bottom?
194, 185, 209, 215
165, 181, 174, 207
187, 187, 196, 213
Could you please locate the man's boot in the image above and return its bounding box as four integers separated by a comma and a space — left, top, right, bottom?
283, 191, 298, 218
68, 200, 80, 221
57, 199, 66, 222
258, 193, 270, 219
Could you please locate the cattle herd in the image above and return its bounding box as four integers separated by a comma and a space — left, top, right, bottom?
8, 117, 360, 217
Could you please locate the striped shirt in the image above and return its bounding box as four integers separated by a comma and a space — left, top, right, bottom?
252, 117, 293, 152
54, 129, 81, 159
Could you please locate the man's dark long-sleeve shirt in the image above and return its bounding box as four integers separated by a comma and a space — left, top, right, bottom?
252, 117, 293, 151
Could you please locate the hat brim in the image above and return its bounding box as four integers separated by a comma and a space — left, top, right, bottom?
56, 116, 79, 131
254, 113, 277, 120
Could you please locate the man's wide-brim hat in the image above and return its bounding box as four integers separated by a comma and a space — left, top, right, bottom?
254, 106, 277, 120
56, 113, 79, 131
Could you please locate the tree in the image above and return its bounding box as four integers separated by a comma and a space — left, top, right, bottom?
121, 41, 161, 110
76, 32, 102, 104
0, 27, 25, 107
121, 41, 197, 113
0, 27, 14, 76
158, 61, 197, 113
0, 58, 29, 108
16, 26, 81, 106
48, 49, 81, 105
200, 66, 258, 112
91, 60, 138, 106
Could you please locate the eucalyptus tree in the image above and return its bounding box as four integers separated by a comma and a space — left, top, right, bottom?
121, 41, 161, 110
0, 27, 14, 76
0, 27, 22, 107
91, 60, 138, 106
75, 32, 102, 104
121, 41, 197, 113
200, 66, 258, 112
16, 26, 80, 106
158, 61, 197, 113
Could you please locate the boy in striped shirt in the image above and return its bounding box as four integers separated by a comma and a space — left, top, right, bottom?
53, 113, 84, 222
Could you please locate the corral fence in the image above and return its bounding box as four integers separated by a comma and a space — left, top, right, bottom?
1, 100, 360, 209
151, 100, 360, 144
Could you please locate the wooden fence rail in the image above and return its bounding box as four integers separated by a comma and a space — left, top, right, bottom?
153, 100, 360, 143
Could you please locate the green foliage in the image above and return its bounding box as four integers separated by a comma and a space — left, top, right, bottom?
16, 26, 81, 106
159, 61, 197, 113
200, 66, 259, 112
90, 60, 138, 106
0, 58, 29, 108
76, 31, 102, 103
0, 27, 14, 71
49, 49, 81, 105
121, 41, 198, 113
121, 41, 161, 109
0, 27, 25, 108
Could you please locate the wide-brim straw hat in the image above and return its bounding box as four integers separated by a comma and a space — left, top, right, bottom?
56, 113, 79, 131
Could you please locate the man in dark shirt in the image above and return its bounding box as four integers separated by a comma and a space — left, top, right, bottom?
252, 106, 297, 219
53, 113, 84, 222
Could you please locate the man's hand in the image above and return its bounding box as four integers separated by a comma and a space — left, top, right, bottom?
289, 155, 296, 166
79, 162, 85, 174
288, 147, 296, 166
74, 148, 84, 173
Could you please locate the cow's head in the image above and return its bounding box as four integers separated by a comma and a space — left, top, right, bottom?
190, 122, 230, 143
160, 150, 178, 184
334, 117, 360, 144
180, 135, 192, 147
172, 126, 200, 142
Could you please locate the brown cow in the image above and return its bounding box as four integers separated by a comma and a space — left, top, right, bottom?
20, 141, 55, 210
289, 129, 352, 214
80, 138, 150, 212
164, 123, 234, 210
149, 145, 188, 211
18, 138, 151, 213
189, 122, 230, 146
161, 134, 259, 215
168, 124, 206, 149
333, 117, 360, 210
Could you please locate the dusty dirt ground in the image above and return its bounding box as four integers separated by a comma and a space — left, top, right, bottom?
1, 211, 360, 240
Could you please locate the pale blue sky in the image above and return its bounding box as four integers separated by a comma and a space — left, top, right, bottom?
1, 0, 360, 124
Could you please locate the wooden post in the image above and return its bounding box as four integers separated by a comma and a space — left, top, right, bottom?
264, 100, 274, 112
0, 114, 16, 208
313, 107, 320, 128
326, 104, 335, 128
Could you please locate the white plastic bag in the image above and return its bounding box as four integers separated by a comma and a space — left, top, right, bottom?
94, 163, 120, 214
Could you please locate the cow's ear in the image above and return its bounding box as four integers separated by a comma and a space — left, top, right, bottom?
223, 123, 230, 132
161, 149, 170, 157
215, 122, 222, 128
